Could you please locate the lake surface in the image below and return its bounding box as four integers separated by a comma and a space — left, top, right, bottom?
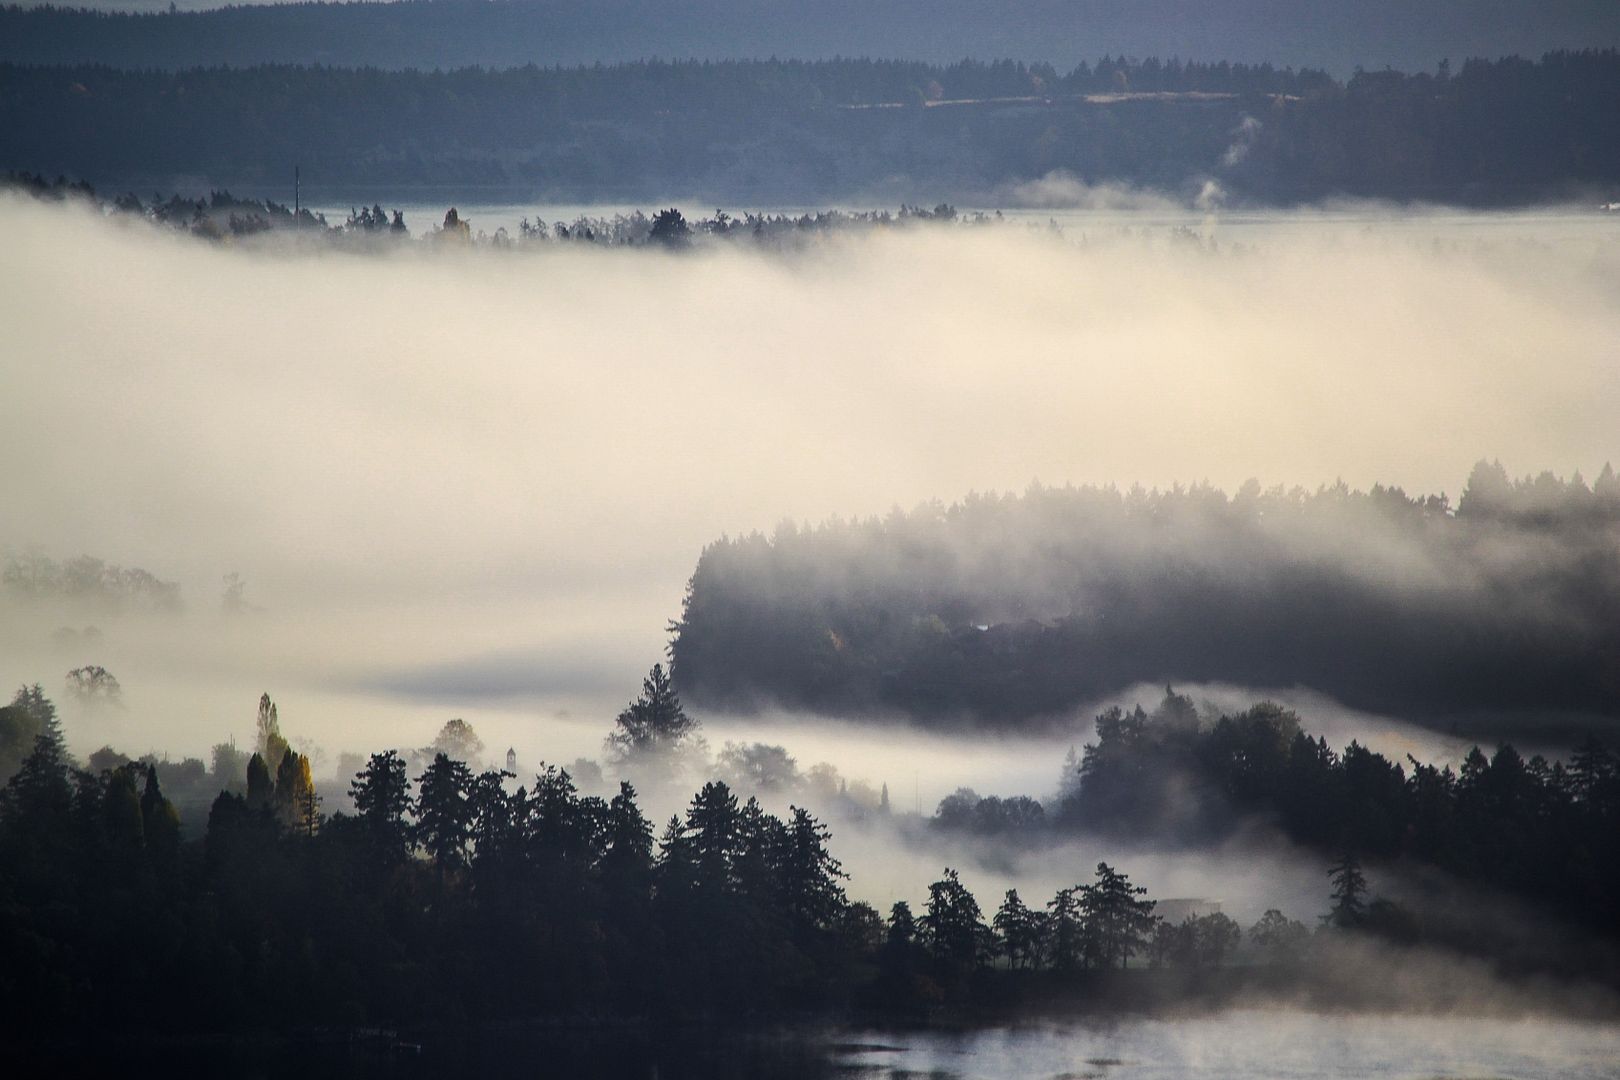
98, 1011, 1620, 1079
822, 1012, 1620, 1079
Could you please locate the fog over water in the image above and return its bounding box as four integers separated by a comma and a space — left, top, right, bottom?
3, 194, 1618, 865
829, 1010, 1620, 1079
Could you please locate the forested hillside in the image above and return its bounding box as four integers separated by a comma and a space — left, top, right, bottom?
4, 0, 1618, 76
2, 51, 1617, 202
669, 462, 1620, 732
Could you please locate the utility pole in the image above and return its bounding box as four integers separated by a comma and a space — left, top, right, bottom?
294, 165, 300, 219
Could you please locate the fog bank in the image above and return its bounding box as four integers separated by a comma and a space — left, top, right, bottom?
2, 195, 1617, 761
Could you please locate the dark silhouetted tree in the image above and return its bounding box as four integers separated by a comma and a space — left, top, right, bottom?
993, 888, 1043, 969
1079, 862, 1156, 969
351, 749, 412, 863
649, 207, 690, 247
1249, 908, 1309, 962
415, 752, 473, 875
606, 663, 699, 768
920, 867, 991, 972
1326, 851, 1368, 928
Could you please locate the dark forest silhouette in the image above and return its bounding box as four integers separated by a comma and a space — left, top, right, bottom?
670, 462, 1620, 734
4, 0, 1616, 78
927, 687, 1620, 964
4, 668, 1619, 1043
2, 50, 1617, 203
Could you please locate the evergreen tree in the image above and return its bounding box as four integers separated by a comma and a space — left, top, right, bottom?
605, 663, 698, 768
601, 781, 654, 895
774, 806, 847, 940
886, 899, 917, 949
1570, 735, 1617, 808
654, 812, 694, 895
102, 762, 145, 857
350, 749, 412, 863
11, 684, 62, 750
733, 795, 783, 906
245, 751, 272, 807
684, 780, 741, 893
649, 207, 690, 247
0, 731, 74, 854
465, 768, 520, 887
1326, 851, 1369, 928
414, 752, 474, 875
993, 888, 1043, 970
920, 867, 991, 971
1045, 886, 1085, 971
139, 762, 180, 867
1079, 862, 1156, 969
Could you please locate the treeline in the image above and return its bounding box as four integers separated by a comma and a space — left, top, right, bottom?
1, 170, 998, 248
934, 688, 1620, 957
2, 550, 180, 610
1, 51, 1616, 202
0, 681, 1336, 1039
14, 0, 1604, 75
1064, 693, 1620, 943
669, 461, 1620, 732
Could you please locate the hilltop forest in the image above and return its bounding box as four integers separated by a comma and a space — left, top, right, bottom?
5, 0, 1618, 76
670, 462, 1620, 734
2, 50, 1617, 202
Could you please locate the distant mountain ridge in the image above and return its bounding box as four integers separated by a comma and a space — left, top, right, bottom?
4, 0, 1619, 75
4, 51, 1616, 204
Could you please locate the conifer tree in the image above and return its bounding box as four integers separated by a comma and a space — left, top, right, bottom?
1045, 885, 1085, 971
1326, 851, 1368, 928
414, 752, 474, 875
606, 663, 699, 768
139, 762, 181, 866
920, 867, 991, 971
350, 749, 412, 862
994, 888, 1043, 970
1079, 862, 1157, 969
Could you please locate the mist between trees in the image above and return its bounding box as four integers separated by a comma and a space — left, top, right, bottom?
4, 643, 1619, 1042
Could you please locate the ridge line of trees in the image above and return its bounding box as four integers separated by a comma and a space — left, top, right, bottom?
3, 50, 1616, 203
669, 460, 1620, 727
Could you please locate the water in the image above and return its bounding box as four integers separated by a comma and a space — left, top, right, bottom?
84, 1012, 1620, 1078
824, 1013, 1620, 1079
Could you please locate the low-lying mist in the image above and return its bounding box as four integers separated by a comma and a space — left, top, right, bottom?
2, 193, 1617, 771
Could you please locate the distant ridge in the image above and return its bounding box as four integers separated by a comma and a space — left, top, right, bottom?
3, 0, 1619, 76
3, 52, 1616, 204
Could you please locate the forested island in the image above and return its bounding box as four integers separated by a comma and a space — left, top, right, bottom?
670, 463, 1620, 737
2, 49, 1617, 203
